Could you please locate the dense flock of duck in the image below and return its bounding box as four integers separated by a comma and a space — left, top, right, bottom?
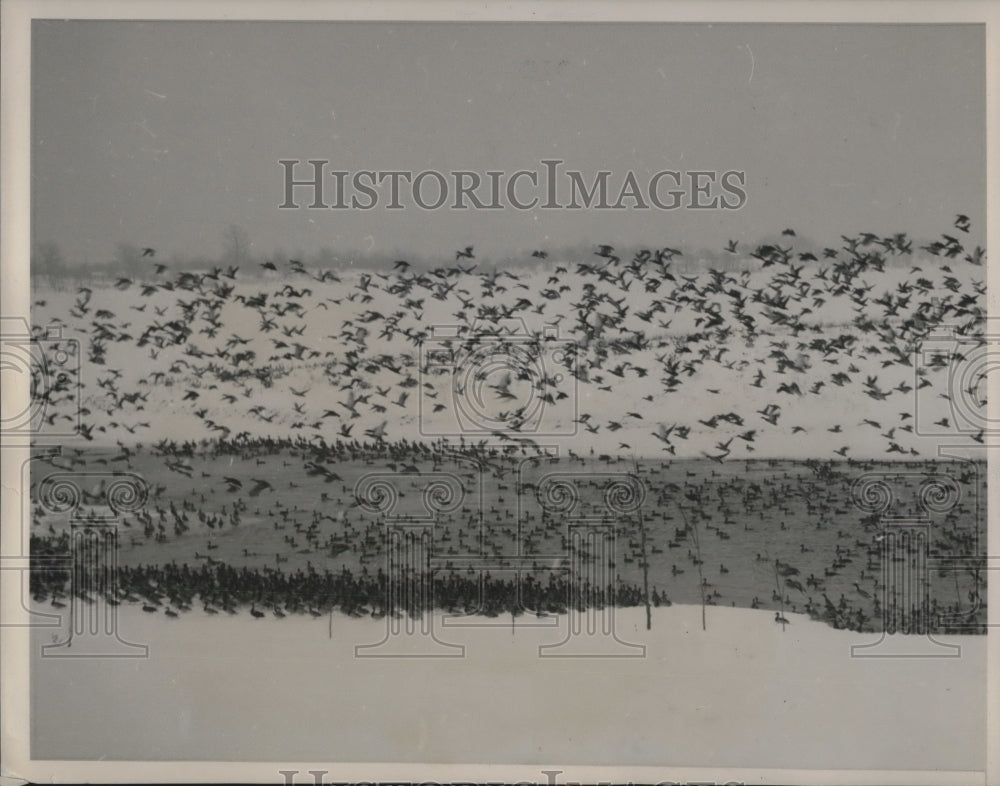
28, 220, 987, 633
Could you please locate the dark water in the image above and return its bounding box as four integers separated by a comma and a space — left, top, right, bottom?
29, 445, 986, 632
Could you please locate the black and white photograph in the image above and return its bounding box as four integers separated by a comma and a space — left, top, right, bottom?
1, 3, 997, 784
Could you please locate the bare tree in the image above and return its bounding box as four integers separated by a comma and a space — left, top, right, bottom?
224, 224, 252, 267
113, 242, 142, 272
32, 241, 65, 276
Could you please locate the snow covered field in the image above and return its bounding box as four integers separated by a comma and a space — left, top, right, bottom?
22, 605, 985, 774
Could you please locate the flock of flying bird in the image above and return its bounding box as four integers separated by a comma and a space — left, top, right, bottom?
32, 214, 987, 464
33, 214, 985, 461
26, 216, 987, 630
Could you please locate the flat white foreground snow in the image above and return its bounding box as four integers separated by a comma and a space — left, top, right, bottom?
27, 604, 985, 772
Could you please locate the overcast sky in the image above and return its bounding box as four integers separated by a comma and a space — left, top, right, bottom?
31, 21, 984, 265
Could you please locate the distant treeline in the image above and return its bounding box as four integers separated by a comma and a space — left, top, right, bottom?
30, 228, 950, 282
